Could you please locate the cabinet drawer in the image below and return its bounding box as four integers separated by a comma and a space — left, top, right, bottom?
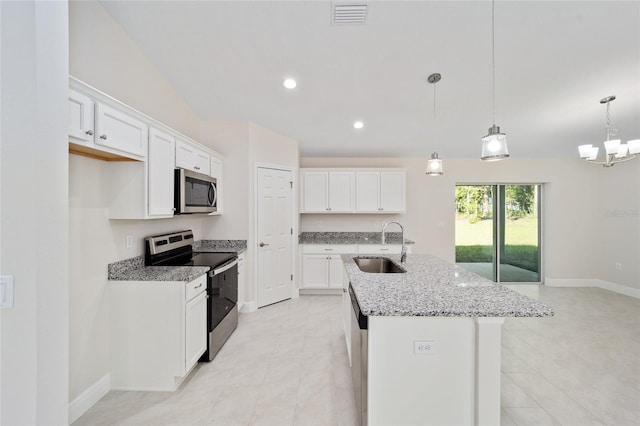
185, 275, 207, 302
302, 244, 357, 254
357, 245, 402, 254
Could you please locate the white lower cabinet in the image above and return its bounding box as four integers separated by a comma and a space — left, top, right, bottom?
109, 274, 207, 391
237, 252, 246, 310
301, 245, 357, 290
357, 244, 412, 255
342, 268, 352, 366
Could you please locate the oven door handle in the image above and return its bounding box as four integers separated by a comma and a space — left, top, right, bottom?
212, 259, 238, 275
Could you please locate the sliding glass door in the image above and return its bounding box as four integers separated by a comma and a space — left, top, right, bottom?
455, 184, 541, 283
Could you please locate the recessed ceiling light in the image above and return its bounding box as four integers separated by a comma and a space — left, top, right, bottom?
353, 121, 364, 129
282, 78, 297, 89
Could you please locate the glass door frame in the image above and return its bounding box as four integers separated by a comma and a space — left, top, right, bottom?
456, 182, 544, 284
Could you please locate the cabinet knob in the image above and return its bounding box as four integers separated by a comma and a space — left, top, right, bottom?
100, 134, 107, 140
85, 130, 94, 136
259, 242, 269, 247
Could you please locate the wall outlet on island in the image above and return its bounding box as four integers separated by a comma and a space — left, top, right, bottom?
125, 235, 134, 249
414, 341, 436, 355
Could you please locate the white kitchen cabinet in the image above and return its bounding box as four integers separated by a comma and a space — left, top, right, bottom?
109, 274, 207, 391
95, 102, 148, 158
176, 139, 210, 175
300, 245, 357, 289
68, 89, 95, 145
148, 128, 176, 216
301, 171, 355, 213
355, 171, 405, 213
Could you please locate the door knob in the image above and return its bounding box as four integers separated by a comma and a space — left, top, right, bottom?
259, 242, 269, 247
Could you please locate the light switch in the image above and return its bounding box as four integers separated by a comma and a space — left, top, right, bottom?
1, 275, 14, 309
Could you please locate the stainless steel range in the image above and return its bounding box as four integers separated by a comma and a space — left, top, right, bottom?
145, 230, 238, 361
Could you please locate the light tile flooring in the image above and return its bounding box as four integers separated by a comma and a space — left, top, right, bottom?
75, 285, 640, 426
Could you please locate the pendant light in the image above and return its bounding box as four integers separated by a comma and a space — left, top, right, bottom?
426, 73, 443, 175
481, 0, 509, 161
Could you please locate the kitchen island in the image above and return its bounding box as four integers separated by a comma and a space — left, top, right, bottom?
342, 254, 553, 426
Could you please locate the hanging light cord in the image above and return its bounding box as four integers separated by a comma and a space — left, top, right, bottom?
433, 79, 437, 144
491, 0, 495, 126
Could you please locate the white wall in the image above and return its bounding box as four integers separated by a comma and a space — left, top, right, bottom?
300, 157, 640, 291
68, 0, 212, 404
1, 1, 69, 424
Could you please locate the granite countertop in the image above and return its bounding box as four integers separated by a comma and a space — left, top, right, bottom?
107, 255, 209, 282
299, 232, 414, 245
343, 254, 554, 318
193, 239, 247, 253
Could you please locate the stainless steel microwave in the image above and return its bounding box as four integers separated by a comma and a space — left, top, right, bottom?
174, 168, 217, 214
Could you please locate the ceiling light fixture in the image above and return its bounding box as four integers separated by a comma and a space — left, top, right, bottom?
578, 96, 639, 167
282, 78, 297, 89
426, 73, 443, 176
481, 0, 509, 161
353, 121, 364, 129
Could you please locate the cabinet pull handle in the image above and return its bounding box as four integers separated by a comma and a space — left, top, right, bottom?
259, 242, 269, 247
99, 134, 107, 140
85, 130, 94, 136
380, 248, 389, 251
194, 166, 200, 170
193, 283, 203, 289
325, 248, 333, 251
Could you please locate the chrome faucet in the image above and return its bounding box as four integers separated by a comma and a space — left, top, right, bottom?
381, 220, 407, 263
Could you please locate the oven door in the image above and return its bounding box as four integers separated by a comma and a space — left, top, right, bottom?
207, 259, 238, 332
175, 168, 217, 214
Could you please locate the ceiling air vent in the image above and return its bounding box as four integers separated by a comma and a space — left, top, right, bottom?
332, 3, 368, 25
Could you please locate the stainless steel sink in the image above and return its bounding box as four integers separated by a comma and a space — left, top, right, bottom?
354, 257, 406, 273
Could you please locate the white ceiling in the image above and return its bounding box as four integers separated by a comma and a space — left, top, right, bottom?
99, 0, 640, 158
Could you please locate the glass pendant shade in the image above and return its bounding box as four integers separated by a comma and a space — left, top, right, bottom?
604, 139, 621, 155
627, 139, 640, 154
481, 125, 509, 161
578, 144, 593, 159
615, 144, 629, 158
426, 152, 443, 175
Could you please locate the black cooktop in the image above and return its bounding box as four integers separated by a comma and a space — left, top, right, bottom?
175, 252, 237, 268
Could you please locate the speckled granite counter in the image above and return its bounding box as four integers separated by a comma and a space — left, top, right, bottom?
299, 232, 414, 245
108, 256, 209, 282
193, 239, 247, 253
343, 254, 553, 318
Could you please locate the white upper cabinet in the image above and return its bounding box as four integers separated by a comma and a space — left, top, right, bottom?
68, 89, 95, 145
148, 128, 176, 217
356, 170, 405, 213
301, 170, 355, 213
95, 102, 148, 158
301, 168, 405, 214
176, 140, 210, 175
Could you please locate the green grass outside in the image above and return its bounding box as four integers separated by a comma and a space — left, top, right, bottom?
455, 216, 539, 272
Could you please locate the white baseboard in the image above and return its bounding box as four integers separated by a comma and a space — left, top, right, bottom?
240, 300, 257, 313
545, 278, 640, 299
69, 373, 111, 424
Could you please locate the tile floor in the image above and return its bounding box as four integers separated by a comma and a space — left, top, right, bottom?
75, 285, 640, 426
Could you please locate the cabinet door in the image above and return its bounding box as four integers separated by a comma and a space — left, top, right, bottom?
380, 172, 405, 212
302, 172, 329, 212
68, 90, 94, 145
175, 140, 194, 170
237, 254, 245, 309
355, 172, 380, 212
301, 254, 329, 288
342, 270, 352, 366
328, 255, 345, 288
95, 103, 148, 158
210, 156, 223, 180
194, 150, 210, 175
148, 128, 176, 216
185, 291, 207, 372
328, 172, 355, 212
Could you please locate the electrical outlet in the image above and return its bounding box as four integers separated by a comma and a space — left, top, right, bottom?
1, 275, 14, 309
126, 235, 134, 249
414, 341, 435, 355
615, 262, 623, 271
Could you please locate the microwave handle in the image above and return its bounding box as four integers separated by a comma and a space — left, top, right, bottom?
209, 182, 217, 207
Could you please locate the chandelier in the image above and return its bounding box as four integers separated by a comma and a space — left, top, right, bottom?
426, 73, 443, 176
578, 96, 640, 167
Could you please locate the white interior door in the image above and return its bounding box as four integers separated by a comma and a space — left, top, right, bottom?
257, 167, 293, 307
